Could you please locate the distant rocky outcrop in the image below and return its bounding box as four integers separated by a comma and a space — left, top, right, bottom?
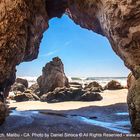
13, 89, 40, 102
10, 78, 40, 102
37, 57, 69, 95
104, 80, 124, 90
84, 81, 103, 92
11, 83, 26, 93
28, 83, 40, 96
11, 78, 29, 93
40, 87, 102, 103
15, 78, 28, 88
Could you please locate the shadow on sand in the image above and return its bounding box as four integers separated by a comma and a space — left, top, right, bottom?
0, 103, 139, 139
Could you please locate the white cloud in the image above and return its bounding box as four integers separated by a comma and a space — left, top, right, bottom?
39, 41, 71, 58
64, 41, 71, 47
40, 50, 58, 57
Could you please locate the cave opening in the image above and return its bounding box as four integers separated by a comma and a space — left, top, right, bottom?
1, 0, 140, 135
8, 15, 131, 134
17, 15, 130, 81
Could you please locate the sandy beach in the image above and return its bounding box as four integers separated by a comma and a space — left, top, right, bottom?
9, 89, 128, 111
0, 89, 139, 140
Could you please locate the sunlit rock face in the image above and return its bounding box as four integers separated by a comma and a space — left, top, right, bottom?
0, 0, 49, 95
67, 0, 140, 131
37, 57, 69, 95
68, 0, 140, 76
0, 0, 49, 124
0, 0, 68, 124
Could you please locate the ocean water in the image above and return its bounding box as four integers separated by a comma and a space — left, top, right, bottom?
69, 77, 127, 87
18, 76, 127, 88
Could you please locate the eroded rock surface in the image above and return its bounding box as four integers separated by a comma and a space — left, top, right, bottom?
104, 80, 124, 90
68, 0, 140, 76
0, 0, 49, 96
67, 0, 140, 131
84, 81, 103, 92
40, 87, 102, 103
11, 78, 29, 93
15, 78, 28, 89
37, 57, 69, 95
28, 83, 40, 96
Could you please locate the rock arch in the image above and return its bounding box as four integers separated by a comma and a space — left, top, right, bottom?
0, 0, 140, 131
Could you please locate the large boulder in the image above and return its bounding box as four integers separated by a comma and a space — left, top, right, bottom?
14, 93, 35, 102
11, 83, 26, 93
28, 83, 40, 96
24, 90, 40, 101
40, 87, 82, 103
15, 78, 28, 88
84, 81, 103, 92
104, 80, 124, 90
37, 57, 69, 95
13, 90, 40, 102
80, 91, 103, 101
40, 87, 102, 103
10, 78, 28, 93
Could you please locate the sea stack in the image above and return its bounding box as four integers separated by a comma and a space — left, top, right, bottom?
37, 57, 69, 95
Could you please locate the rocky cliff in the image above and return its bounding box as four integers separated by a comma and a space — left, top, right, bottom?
67, 0, 140, 131
0, 0, 140, 130
0, 0, 49, 97
37, 57, 69, 95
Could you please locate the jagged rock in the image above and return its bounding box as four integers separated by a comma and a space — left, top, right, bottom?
80, 91, 103, 101
84, 81, 103, 92
15, 78, 28, 88
40, 87, 102, 103
104, 80, 124, 90
11, 83, 26, 93
37, 57, 69, 95
0, 0, 49, 99
13, 89, 40, 102
14, 93, 35, 102
28, 83, 40, 96
40, 87, 80, 103
24, 90, 40, 101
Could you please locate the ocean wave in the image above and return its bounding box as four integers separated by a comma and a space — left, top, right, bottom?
17, 76, 127, 87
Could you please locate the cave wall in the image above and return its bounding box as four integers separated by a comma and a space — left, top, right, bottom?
0, 0, 140, 130
0, 0, 49, 95
68, 0, 140, 78
67, 0, 140, 131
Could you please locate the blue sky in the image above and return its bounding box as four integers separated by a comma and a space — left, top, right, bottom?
17, 15, 130, 77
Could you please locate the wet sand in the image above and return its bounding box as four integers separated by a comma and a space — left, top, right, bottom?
0, 89, 139, 140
